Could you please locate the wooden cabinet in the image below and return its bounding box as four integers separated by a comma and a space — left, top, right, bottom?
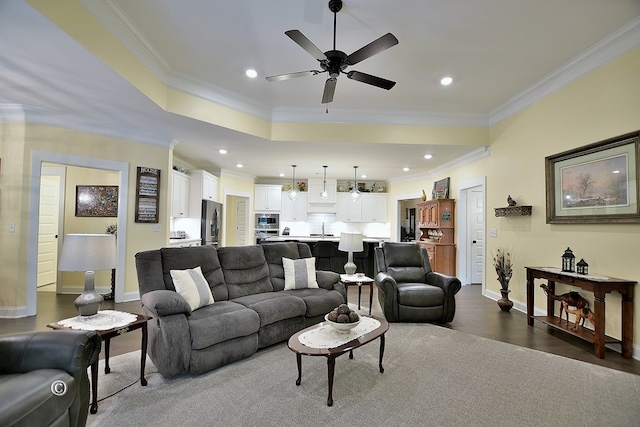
336, 193, 362, 222
171, 170, 190, 218
255, 185, 282, 212
361, 193, 387, 222
417, 199, 456, 276
281, 191, 308, 221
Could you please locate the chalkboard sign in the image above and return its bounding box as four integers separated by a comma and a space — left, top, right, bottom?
135, 167, 160, 223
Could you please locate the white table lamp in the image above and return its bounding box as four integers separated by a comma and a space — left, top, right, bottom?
338, 232, 363, 275
58, 234, 117, 316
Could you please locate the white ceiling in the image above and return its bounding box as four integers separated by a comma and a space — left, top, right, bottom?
1, 0, 640, 181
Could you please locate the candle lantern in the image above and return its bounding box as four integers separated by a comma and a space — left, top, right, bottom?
561, 247, 575, 272
576, 258, 589, 275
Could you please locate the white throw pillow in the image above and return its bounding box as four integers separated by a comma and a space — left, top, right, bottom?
283, 257, 319, 290
170, 266, 215, 311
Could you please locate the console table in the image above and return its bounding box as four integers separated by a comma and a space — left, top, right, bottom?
525, 267, 636, 359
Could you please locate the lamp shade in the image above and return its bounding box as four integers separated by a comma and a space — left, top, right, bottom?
338, 232, 363, 253
58, 234, 117, 272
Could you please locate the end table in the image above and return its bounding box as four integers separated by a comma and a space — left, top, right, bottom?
47, 311, 152, 414
340, 274, 375, 315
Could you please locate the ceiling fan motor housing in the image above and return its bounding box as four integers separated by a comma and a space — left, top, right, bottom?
322, 50, 348, 77
328, 0, 343, 13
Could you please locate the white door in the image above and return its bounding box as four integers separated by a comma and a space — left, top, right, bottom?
37, 168, 64, 288
467, 187, 484, 284
236, 199, 247, 245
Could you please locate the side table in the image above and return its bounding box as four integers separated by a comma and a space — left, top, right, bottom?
47, 312, 152, 414
340, 274, 375, 315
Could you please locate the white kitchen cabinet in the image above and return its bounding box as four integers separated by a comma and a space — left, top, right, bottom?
189, 170, 219, 217
281, 191, 308, 221
307, 178, 337, 203
361, 193, 387, 222
255, 185, 282, 212
336, 193, 362, 222
171, 170, 190, 218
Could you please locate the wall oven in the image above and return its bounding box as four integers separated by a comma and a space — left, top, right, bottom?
255, 213, 279, 230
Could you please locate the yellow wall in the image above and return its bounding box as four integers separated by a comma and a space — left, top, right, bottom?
388, 46, 640, 342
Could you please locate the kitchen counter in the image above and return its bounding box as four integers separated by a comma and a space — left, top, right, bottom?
169, 238, 201, 247
264, 236, 386, 244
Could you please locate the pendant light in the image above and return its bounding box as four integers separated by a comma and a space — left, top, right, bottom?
349, 166, 361, 201
287, 165, 298, 201
320, 165, 329, 201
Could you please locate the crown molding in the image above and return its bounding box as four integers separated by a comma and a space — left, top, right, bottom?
489, 16, 640, 126
388, 146, 490, 184
0, 104, 173, 148
220, 168, 256, 181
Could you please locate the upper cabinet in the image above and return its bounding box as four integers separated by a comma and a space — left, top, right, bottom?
418, 198, 455, 229
361, 193, 387, 223
171, 170, 190, 218
281, 191, 308, 221
189, 170, 219, 218
336, 193, 362, 222
255, 185, 282, 212
307, 178, 337, 203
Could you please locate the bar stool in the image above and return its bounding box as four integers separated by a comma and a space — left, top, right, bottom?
313, 241, 337, 271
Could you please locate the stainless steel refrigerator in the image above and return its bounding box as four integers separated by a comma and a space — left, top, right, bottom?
201, 200, 222, 248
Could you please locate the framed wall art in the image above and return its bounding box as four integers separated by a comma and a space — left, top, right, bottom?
432, 177, 450, 199
75, 185, 119, 217
545, 130, 640, 224
135, 166, 160, 223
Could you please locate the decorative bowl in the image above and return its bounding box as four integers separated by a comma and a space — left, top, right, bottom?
324, 313, 361, 333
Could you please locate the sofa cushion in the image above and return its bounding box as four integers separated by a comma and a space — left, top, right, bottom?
160, 246, 228, 301
188, 301, 260, 350
170, 266, 215, 311
262, 242, 303, 291
283, 257, 319, 290
232, 293, 306, 327
218, 246, 273, 298
397, 283, 445, 307
282, 289, 345, 318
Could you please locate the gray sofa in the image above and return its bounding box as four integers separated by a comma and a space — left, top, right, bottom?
135, 242, 346, 377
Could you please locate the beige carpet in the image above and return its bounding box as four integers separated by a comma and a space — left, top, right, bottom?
87, 323, 640, 427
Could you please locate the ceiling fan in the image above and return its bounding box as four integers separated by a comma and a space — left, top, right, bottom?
266, 0, 399, 104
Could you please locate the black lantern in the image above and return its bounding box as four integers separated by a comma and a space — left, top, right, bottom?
576, 258, 589, 275
561, 247, 575, 272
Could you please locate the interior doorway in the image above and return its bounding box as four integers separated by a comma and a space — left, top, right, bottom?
37, 166, 66, 293
223, 190, 251, 247
457, 177, 486, 288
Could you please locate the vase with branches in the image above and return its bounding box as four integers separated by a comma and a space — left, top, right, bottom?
492, 247, 514, 311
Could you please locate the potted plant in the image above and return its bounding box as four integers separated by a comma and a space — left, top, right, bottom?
492, 247, 513, 311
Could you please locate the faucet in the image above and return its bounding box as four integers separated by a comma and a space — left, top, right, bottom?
321, 222, 325, 238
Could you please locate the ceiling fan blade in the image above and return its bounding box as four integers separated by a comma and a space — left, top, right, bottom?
347, 71, 396, 90
285, 30, 327, 61
345, 33, 398, 65
266, 70, 320, 82
322, 77, 337, 104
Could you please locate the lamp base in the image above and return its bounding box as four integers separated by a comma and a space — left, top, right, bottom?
75, 271, 103, 317
344, 261, 357, 276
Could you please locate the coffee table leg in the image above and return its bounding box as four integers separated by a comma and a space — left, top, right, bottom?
103, 338, 111, 374
140, 323, 148, 386
90, 359, 98, 414
327, 356, 336, 406
295, 353, 302, 386
368, 283, 373, 315
379, 334, 385, 373
358, 284, 362, 310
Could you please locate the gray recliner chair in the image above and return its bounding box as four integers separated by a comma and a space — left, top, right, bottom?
374, 242, 461, 323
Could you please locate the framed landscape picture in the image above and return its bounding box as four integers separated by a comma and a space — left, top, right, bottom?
75, 185, 119, 217
545, 130, 640, 224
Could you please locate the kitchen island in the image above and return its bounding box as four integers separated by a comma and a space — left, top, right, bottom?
262, 236, 386, 278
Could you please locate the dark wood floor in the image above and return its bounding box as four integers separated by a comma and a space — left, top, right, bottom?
2, 285, 639, 375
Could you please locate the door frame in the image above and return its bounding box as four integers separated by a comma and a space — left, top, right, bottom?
40, 166, 66, 292
223, 189, 252, 247
28, 150, 129, 316
457, 177, 486, 289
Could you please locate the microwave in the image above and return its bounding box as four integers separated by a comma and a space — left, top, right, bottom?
255, 213, 279, 230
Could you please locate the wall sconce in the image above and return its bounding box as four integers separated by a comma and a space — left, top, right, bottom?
561, 247, 575, 273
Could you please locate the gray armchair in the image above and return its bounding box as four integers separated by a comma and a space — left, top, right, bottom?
374, 242, 461, 323
0, 330, 101, 427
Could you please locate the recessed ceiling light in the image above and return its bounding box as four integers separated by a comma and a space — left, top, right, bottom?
424, 154, 433, 159
440, 76, 453, 86
612, 170, 620, 174
403, 167, 410, 172
245, 69, 257, 78
361, 174, 367, 179
279, 173, 285, 177
236, 163, 243, 168
219, 149, 227, 154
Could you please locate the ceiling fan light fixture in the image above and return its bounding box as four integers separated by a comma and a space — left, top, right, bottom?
288, 165, 298, 201
320, 165, 329, 201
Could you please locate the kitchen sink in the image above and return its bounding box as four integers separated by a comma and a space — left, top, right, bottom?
309, 233, 334, 237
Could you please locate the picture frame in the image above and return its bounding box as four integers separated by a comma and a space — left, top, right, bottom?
135, 166, 161, 223
432, 177, 450, 199
545, 130, 640, 224
75, 185, 119, 217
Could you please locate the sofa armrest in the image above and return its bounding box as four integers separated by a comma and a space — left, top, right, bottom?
0, 330, 100, 376
426, 271, 462, 322
141, 290, 192, 317
375, 272, 400, 321
316, 270, 340, 289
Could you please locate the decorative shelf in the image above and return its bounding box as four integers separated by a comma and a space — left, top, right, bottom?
494, 205, 532, 217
